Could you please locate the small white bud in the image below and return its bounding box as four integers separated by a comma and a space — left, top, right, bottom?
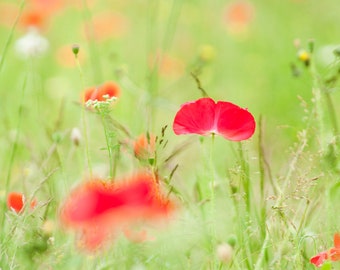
71, 127, 82, 146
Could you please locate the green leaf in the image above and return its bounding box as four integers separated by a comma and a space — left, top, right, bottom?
320, 261, 331, 270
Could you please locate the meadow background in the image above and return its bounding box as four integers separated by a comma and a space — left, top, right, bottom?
1, 0, 340, 269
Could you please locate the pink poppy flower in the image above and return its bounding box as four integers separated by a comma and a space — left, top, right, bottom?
310, 233, 340, 267
60, 173, 173, 251
173, 97, 255, 141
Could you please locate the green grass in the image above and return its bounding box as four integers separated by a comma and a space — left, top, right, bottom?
1, 0, 340, 269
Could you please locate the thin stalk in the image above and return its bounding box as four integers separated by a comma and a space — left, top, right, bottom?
100, 113, 114, 179
0, 0, 25, 75
0, 73, 27, 228
254, 229, 270, 270
209, 134, 216, 243
75, 54, 92, 178
274, 130, 307, 209
237, 142, 255, 270
81, 0, 103, 84
145, 0, 183, 129
257, 116, 269, 265
238, 142, 251, 214
324, 91, 339, 136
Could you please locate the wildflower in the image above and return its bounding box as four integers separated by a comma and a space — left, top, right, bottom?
14, 27, 49, 58
310, 233, 340, 267
297, 49, 310, 66
216, 243, 233, 263
21, 9, 45, 29
223, 1, 254, 34
83, 11, 129, 42
133, 133, 156, 160
71, 127, 82, 146
149, 51, 184, 78
173, 97, 255, 141
198, 44, 216, 63
7, 192, 36, 213
83, 81, 120, 103
60, 173, 173, 251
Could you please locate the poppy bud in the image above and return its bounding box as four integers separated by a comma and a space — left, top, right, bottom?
72, 44, 80, 56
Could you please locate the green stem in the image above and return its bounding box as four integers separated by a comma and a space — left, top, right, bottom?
75, 55, 92, 178
238, 142, 251, 214
0, 0, 25, 76
100, 113, 114, 179
209, 134, 216, 241
145, 0, 183, 129
0, 73, 27, 229
324, 91, 339, 136
81, 0, 103, 84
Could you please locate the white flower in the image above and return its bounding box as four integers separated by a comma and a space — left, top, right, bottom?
15, 27, 49, 58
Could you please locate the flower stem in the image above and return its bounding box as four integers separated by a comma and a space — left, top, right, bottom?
0, 73, 27, 229
75, 55, 92, 178
100, 113, 114, 179
238, 142, 251, 214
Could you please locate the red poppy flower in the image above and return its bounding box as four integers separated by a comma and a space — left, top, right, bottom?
310, 233, 340, 267
82, 81, 120, 103
60, 173, 173, 250
173, 97, 255, 141
134, 133, 156, 160
7, 192, 37, 213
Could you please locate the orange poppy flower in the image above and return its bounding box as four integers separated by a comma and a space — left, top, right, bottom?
83, 11, 129, 42
134, 133, 156, 160
20, 9, 46, 29
223, 1, 254, 34
82, 81, 120, 103
7, 192, 37, 213
149, 52, 185, 78
60, 173, 174, 251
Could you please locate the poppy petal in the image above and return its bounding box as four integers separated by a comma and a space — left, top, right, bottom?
310, 251, 329, 267
7, 192, 24, 213
215, 101, 255, 141
330, 248, 340, 261
60, 173, 173, 250
334, 233, 340, 248
99, 82, 120, 100
173, 98, 216, 136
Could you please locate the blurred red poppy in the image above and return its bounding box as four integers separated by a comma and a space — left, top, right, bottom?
223, 1, 254, 34
83, 81, 120, 103
310, 233, 340, 267
7, 192, 37, 213
60, 173, 173, 250
173, 97, 255, 141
